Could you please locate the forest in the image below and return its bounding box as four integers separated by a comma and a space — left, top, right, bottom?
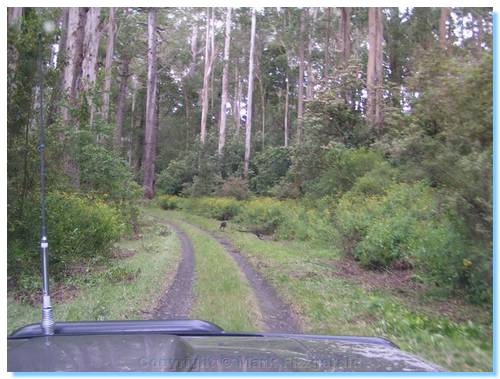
7, 7, 493, 371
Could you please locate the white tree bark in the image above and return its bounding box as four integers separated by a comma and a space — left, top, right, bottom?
61, 8, 86, 123
8, 8, 23, 28
80, 7, 101, 125
102, 7, 115, 122
218, 8, 232, 157
306, 8, 318, 100
297, 8, 305, 144
284, 76, 289, 147
243, 8, 256, 178
143, 9, 158, 199
200, 8, 215, 144
367, 7, 384, 129
439, 8, 449, 50
233, 61, 241, 135
81, 8, 101, 88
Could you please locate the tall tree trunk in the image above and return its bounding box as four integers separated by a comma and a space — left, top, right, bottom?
102, 7, 115, 122
182, 22, 199, 144
306, 8, 318, 100
439, 8, 449, 50
366, 7, 384, 129
233, 62, 241, 135
142, 9, 158, 199
114, 53, 130, 154
284, 76, 289, 147
61, 7, 86, 123
297, 8, 306, 144
258, 76, 265, 149
243, 8, 256, 178
324, 7, 332, 80
47, 8, 69, 126
188, 24, 198, 77
8, 7, 23, 28
80, 7, 101, 126
61, 7, 87, 187
200, 8, 214, 145
128, 78, 137, 166
210, 12, 215, 122
340, 7, 351, 64
218, 8, 232, 157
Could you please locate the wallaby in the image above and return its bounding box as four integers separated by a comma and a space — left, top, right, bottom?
219, 221, 227, 230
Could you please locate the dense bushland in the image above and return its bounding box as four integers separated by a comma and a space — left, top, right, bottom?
157, 141, 491, 304
8, 191, 124, 294
8, 8, 491, 312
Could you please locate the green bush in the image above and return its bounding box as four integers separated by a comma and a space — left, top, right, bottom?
45, 192, 124, 265
250, 147, 291, 194
335, 181, 491, 300
163, 195, 336, 243
310, 145, 386, 197
77, 144, 142, 232
8, 191, 124, 287
157, 158, 195, 195
218, 176, 250, 200
158, 195, 181, 210
182, 197, 242, 221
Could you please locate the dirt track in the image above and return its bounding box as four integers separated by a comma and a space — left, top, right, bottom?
207, 230, 301, 333
154, 222, 195, 319
154, 218, 300, 333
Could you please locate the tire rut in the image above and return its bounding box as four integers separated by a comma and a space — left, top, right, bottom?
187, 223, 301, 333
154, 222, 195, 319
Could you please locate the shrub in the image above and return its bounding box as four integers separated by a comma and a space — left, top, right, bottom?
8, 191, 124, 287
183, 197, 242, 221
77, 144, 141, 232
156, 158, 194, 195
45, 192, 124, 265
310, 144, 386, 197
335, 181, 491, 300
218, 176, 250, 200
158, 195, 180, 210
250, 147, 291, 194
336, 182, 462, 267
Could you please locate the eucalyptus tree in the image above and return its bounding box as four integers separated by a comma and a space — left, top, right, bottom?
243, 8, 256, 178
143, 8, 158, 198
366, 7, 384, 129
218, 8, 232, 157
102, 7, 115, 122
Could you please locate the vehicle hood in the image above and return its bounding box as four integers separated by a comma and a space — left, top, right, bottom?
8, 333, 442, 372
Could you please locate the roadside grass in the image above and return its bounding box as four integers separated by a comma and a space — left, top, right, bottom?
8, 212, 181, 334
144, 207, 261, 332
167, 210, 492, 372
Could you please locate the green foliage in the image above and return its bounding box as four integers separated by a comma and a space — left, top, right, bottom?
77, 143, 141, 232
310, 145, 387, 197
45, 192, 124, 263
177, 197, 242, 221
162, 196, 336, 243
8, 191, 124, 290
335, 181, 489, 301
218, 176, 250, 200
78, 144, 141, 200
157, 195, 181, 210
157, 158, 195, 195
250, 146, 291, 194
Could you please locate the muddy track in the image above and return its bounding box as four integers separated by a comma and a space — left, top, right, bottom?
154, 222, 195, 319
188, 223, 301, 333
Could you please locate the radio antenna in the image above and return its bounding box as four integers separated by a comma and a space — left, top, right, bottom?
37, 32, 55, 335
